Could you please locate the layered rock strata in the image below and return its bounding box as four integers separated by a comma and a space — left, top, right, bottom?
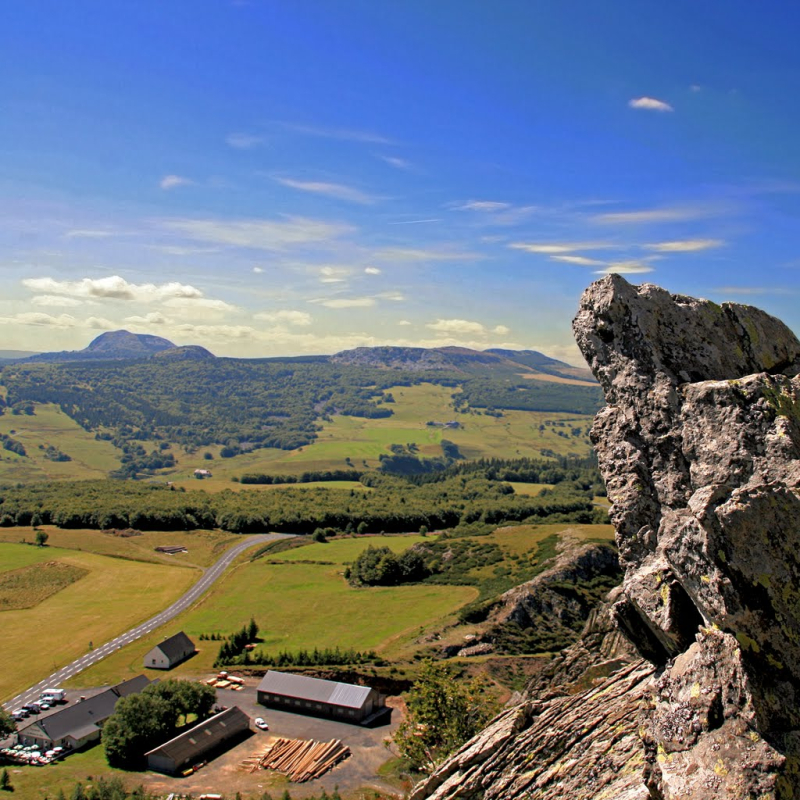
412, 275, 800, 798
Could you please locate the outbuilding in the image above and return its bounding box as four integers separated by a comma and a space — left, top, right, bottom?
145, 706, 251, 775
257, 670, 385, 724
143, 631, 196, 670
17, 675, 152, 752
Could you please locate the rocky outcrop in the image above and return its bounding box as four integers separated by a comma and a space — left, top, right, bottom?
483, 536, 623, 654
412, 275, 800, 798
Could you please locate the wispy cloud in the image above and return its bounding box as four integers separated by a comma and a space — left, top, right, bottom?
427, 318, 486, 335
279, 122, 396, 145
0, 312, 115, 329
274, 176, 378, 205
364, 266, 381, 275
592, 206, 713, 225
226, 132, 266, 149
629, 96, 674, 112
714, 286, 793, 296
644, 239, 723, 252
376, 291, 404, 302
253, 266, 264, 274
30, 295, 84, 308
159, 174, 194, 190
312, 296, 376, 309
23, 276, 204, 303
550, 255, 607, 266
379, 155, 412, 170
509, 241, 612, 254
124, 312, 169, 326
163, 216, 355, 251
254, 309, 312, 326
387, 218, 442, 225
455, 200, 512, 212
493, 325, 510, 335
64, 229, 117, 239
373, 247, 481, 262
319, 266, 350, 283
594, 261, 654, 275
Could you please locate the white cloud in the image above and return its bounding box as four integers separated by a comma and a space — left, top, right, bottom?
594, 261, 654, 275
226, 132, 266, 149
376, 291, 404, 302
254, 309, 312, 326
380, 155, 412, 170
160, 174, 194, 190
509, 242, 611, 254
163, 297, 237, 312
0, 312, 115, 329
398, 320, 412, 326
427, 318, 486, 335
629, 96, 674, 112
592, 207, 712, 225
253, 266, 264, 274
455, 201, 512, 212
149, 245, 220, 256
124, 312, 169, 326
319, 266, 350, 283
644, 239, 723, 252
364, 266, 381, 275
373, 247, 480, 262
313, 297, 376, 309
280, 122, 396, 145
30, 295, 83, 308
493, 325, 510, 335
274, 177, 377, 205
64, 229, 116, 239
690, 84, 702, 93
164, 216, 354, 251
550, 255, 606, 266
23, 276, 204, 303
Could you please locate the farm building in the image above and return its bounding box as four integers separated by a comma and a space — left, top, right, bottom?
17, 675, 152, 751
145, 706, 251, 774
257, 670, 385, 724
143, 631, 196, 670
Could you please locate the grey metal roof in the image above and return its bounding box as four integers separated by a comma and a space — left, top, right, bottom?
150, 631, 196, 663
18, 675, 152, 744
145, 706, 250, 768
257, 670, 373, 710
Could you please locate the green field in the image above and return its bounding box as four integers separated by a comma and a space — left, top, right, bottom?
0, 526, 239, 569
168, 384, 593, 481
0, 542, 197, 701
0, 403, 120, 482
71, 534, 477, 687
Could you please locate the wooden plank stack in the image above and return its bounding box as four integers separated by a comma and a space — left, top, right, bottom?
258, 737, 350, 782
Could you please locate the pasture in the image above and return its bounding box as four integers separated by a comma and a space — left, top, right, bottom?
0, 542, 197, 702
0, 403, 120, 482
170, 383, 593, 480
71, 533, 477, 687
0, 526, 239, 569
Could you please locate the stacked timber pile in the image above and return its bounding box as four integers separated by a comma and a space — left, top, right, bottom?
257, 737, 350, 782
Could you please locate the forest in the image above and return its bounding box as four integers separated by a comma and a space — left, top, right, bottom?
0, 457, 605, 533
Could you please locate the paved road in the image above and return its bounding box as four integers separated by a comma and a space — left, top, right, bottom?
4, 532, 294, 712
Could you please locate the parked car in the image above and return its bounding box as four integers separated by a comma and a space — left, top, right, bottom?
254, 717, 269, 730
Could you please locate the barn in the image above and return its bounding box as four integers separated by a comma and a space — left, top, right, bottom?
145, 706, 251, 774
256, 670, 385, 724
143, 631, 196, 670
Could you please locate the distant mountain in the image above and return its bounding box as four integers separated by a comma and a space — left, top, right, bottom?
0, 349, 41, 365
22, 330, 216, 363
152, 345, 216, 361
331, 345, 596, 384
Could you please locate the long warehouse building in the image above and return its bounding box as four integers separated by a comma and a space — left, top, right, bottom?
257, 670, 385, 724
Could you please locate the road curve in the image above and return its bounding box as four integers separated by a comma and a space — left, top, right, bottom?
4, 532, 294, 711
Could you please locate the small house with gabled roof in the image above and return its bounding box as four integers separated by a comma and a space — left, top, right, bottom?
144, 631, 196, 670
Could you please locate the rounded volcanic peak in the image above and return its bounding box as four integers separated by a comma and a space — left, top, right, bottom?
153, 345, 216, 361
85, 330, 177, 356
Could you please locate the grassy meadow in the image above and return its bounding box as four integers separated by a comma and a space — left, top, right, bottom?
168, 383, 593, 482
0, 541, 197, 701
71, 533, 477, 687
0, 403, 120, 482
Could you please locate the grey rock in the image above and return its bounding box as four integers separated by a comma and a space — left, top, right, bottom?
411, 275, 800, 799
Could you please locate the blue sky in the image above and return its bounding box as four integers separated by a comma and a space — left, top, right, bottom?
3, 1, 800, 361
